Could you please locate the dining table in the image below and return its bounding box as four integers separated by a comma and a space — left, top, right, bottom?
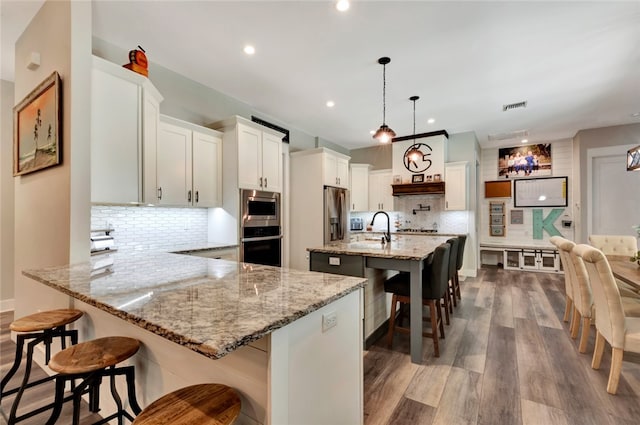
608, 256, 640, 291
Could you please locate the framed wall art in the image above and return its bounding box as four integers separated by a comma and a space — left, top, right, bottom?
411, 174, 424, 183
13, 71, 62, 176
497, 143, 551, 179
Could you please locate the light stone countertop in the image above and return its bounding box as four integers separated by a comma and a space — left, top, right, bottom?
308, 234, 453, 261
23, 252, 366, 359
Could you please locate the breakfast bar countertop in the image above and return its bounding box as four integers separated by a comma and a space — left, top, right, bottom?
308, 234, 452, 261
23, 252, 367, 359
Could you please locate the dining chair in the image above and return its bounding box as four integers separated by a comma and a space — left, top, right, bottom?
550, 236, 575, 328
574, 244, 640, 394
453, 235, 467, 301
589, 234, 640, 296
445, 238, 459, 312
384, 243, 450, 357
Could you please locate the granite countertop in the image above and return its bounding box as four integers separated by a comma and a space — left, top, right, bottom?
23, 252, 366, 359
308, 234, 452, 261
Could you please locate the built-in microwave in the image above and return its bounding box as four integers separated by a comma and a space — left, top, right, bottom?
241, 189, 280, 228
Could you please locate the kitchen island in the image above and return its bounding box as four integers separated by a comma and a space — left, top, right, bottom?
308, 234, 451, 364
22, 252, 366, 425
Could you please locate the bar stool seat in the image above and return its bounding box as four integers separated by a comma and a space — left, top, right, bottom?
132, 383, 241, 425
45, 336, 142, 425
1, 309, 83, 424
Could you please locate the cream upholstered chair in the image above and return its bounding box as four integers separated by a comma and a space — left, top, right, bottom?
574, 244, 640, 394
589, 234, 640, 296
550, 236, 575, 327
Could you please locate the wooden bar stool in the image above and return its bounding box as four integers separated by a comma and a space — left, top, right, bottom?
132, 383, 241, 425
1, 308, 83, 424
44, 336, 142, 425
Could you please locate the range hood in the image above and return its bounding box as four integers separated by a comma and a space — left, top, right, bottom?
392, 182, 445, 196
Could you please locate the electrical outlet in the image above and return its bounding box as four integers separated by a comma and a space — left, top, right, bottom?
322, 311, 337, 332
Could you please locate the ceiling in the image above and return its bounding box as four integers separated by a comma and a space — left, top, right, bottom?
3, 1, 639, 150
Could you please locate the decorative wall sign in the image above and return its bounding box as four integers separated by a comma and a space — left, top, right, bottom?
532, 208, 563, 239
13, 71, 61, 176
403, 143, 433, 172
510, 209, 524, 224
498, 143, 552, 179
392, 134, 446, 184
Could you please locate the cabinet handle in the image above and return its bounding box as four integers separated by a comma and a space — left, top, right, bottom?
158, 187, 162, 200
353, 203, 355, 210
188, 190, 192, 203
195, 191, 199, 203
260, 177, 263, 187
264, 177, 268, 188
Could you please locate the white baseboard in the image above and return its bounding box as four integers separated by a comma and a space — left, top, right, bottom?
0, 298, 14, 312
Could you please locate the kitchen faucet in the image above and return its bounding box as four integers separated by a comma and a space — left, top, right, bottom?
371, 211, 391, 243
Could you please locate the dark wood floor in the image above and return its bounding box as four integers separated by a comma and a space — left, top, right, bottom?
363, 267, 640, 425
1, 311, 103, 425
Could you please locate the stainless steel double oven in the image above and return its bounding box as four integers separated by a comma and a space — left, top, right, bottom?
240, 189, 282, 267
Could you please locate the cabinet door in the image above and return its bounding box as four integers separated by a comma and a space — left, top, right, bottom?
192, 132, 222, 207
261, 132, 283, 192
336, 157, 350, 189
237, 124, 263, 190
323, 153, 338, 187
445, 162, 468, 210
157, 122, 192, 206
91, 67, 141, 203
350, 165, 369, 211
378, 171, 394, 211
142, 91, 160, 204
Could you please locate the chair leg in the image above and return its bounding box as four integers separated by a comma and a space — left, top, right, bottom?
450, 279, 457, 308
436, 299, 445, 339
442, 292, 450, 325
387, 295, 398, 349
592, 331, 605, 370
607, 348, 624, 395
563, 296, 573, 323
578, 317, 591, 353
570, 308, 581, 339
428, 300, 439, 357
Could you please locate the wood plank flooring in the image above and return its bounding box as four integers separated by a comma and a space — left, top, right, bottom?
364, 267, 640, 425
3, 267, 640, 425
0, 311, 103, 425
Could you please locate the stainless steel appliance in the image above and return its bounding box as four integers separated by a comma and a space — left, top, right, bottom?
240, 189, 282, 266
324, 186, 348, 243
350, 217, 364, 231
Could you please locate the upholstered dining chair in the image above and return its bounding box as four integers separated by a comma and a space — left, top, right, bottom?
445, 238, 459, 313
550, 236, 575, 328
384, 243, 450, 357
453, 235, 467, 301
589, 234, 640, 296
574, 244, 640, 394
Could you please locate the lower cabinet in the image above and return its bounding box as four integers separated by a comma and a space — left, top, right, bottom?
309, 252, 365, 278
503, 248, 560, 272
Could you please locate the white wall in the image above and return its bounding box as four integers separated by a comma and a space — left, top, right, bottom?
479, 139, 574, 247
0, 80, 15, 311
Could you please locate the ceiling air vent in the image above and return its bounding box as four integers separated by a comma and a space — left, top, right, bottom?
502, 101, 527, 111
487, 129, 529, 142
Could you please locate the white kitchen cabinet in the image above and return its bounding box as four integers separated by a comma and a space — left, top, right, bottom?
350, 164, 371, 211
445, 161, 468, 211
368, 169, 394, 211
90, 56, 162, 204
213, 116, 284, 193
323, 151, 350, 189
155, 116, 222, 207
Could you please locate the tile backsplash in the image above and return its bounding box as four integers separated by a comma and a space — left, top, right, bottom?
91, 206, 208, 252
351, 194, 469, 234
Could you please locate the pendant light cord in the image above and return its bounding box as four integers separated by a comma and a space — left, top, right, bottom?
382, 63, 387, 125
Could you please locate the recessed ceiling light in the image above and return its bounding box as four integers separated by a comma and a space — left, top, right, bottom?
427, 118, 435, 124
326, 100, 335, 108
521, 139, 528, 144
243, 45, 255, 55
632, 112, 640, 117
336, 0, 350, 12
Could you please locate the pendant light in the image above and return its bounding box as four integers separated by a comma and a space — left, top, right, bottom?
373, 57, 396, 143
406, 96, 422, 163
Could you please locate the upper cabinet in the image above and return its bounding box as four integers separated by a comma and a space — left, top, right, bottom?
323, 150, 350, 189
212, 116, 284, 193
350, 164, 371, 211
90, 56, 163, 204
369, 169, 394, 212
445, 161, 468, 211
154, 116, 223, 207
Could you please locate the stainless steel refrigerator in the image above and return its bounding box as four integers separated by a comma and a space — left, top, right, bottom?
324, 186, 348, 243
